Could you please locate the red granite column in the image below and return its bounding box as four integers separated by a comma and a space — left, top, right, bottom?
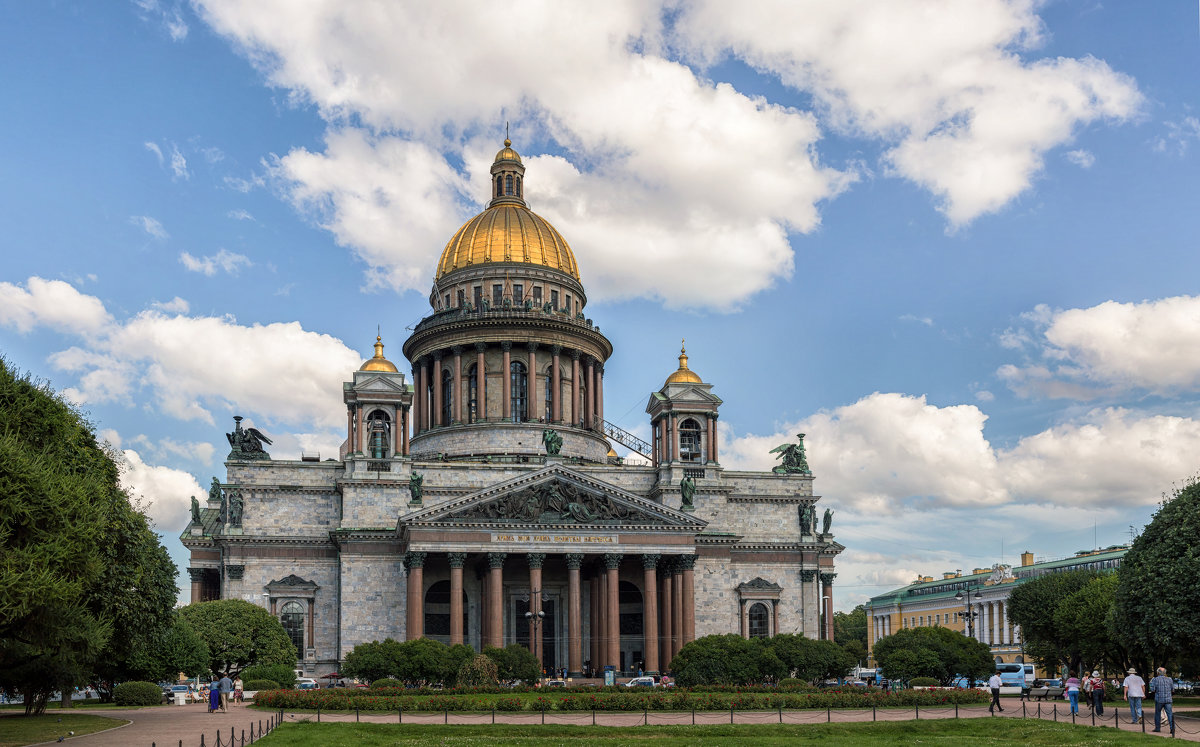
448, 553, 467, 646
528, 553, 545, 665
527, 344, 538, 422
405, 552, 427, 640
597, 365, 604, 425
571, 350, 581, 426
452, 346, 463, 424
671, 562, 683, 658
604, 554, 621, 671
501, 342, 512, 421
551, 345, 562, 423
432, 354, 443, 428
414, 361, 423, 433
188, 568, 203, 604
358, 402, 367, 453
706, 416, 714, 463
642, 555, 660, 675
346, 408, 354, 454
422, 358, 432, 431
566, 554, 584, 677
659, 563, 673, 672
401, 405, 409, 455
584, 357, 594, 429
821, 573, 836, 642
670, 413, 679, 462
589, 572, 601, 674
712, 414, 719, 463
488, 553, 506, 647
475, 343, 487, 420
680, 555, 695, 644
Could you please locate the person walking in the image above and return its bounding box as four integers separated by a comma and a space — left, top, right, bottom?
987, 670, 1004, 713
1086, 670, 1105, 715
1064, 671, 1081, 715
1149, 667, 1175, 734
1122, 667, 1145, 724
218, 672, 233, 713
207, 682, 220, 713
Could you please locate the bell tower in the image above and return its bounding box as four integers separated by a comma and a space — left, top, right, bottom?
343, 334, 412, 460
646, 341, 722, 471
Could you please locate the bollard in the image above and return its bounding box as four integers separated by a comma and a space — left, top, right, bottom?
692, 708, 695, 725
447, 708, 450, 725
1037, 702, 1041, 718
778, 705, 782, 723
643, 706, 646, 726
241, 729, 245, 746
492, 706, 494, 725
955, 704, 958, 719
827, 706, 831, 723
1142, 713, 1146, 733
916, 704, 919, 720
230, 726, 234, 746
730, 707, 734, 725
200, 734, 206, 747
1090, 707, 1094, 726
1114, 710, 1118, 728
356, 706, 359, 723
593, 708, 596, 726
317, 706, 320, 723
873, 705, 877, 722
399, 708, 402, 724
1072, 709, 1076, 724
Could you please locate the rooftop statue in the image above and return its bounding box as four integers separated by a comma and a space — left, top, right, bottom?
770, 433, 811, 475
189, 495, 201, 525
226, 415, 272, 460
228, 490, 244, 528
409, 472, 424, 503
822, 507, 833, 535
798, 504, 813, 535
679, 476, 696, 508
542, 428, 563, 456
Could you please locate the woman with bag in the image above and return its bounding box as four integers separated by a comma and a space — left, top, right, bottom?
1087, 671, 1106, 715
1064, 671, 1082, 715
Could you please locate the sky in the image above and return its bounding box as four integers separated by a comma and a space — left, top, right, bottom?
2, 1, 1200, 612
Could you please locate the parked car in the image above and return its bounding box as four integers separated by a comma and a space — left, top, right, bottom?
165, 684, 193, 703
295, 678, 319, 690
624, 677, 657, 688
544, 680, 567, 688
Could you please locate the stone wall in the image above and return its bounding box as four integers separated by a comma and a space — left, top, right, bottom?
339, 554, 406, 657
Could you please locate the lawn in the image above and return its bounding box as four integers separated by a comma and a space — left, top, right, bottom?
0, 713, 127, 747
250, 719, 1160, 745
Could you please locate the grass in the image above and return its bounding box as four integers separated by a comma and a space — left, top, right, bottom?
250, 719, 1161, 745
0, 713, 127, 747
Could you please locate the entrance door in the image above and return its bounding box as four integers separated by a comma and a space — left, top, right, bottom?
515, 598, 558, 672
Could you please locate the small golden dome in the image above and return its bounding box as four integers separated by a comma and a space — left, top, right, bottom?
607, 445, 618, 458
494, 138, 522, 164
360, 335, 399, 373
436, 204, 580, 281
665, 339, 702, 385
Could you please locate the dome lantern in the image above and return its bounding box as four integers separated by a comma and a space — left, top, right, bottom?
665, 339, 702, 385
489, 137, 527, 208
359, 334, 399, 373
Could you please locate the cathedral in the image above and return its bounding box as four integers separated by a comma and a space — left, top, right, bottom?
183, 140, 842, 679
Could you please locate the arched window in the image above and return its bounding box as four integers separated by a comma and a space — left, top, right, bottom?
280, 601, 305, 655
495, 175, 503, 198
366, 409, 391, 459
424, 580, 468, 643
748, 602, 769, 638
505, 174, 514, 195
510, 360, 527, 422
441, 369, 453, 426
544, 366, 554, 423
468, 364, 479, 423
514, 175, 521, 197
679, 419, 702, 462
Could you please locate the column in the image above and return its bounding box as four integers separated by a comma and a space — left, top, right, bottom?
452, 346, 463, 424
188, 568, 203, 604
711, 414, 719, 463
528, 553, 545, 665
671, 561, 683, 659
406, 551, 427, 640
391, 406, 400, 457
501, 342, 512, 421
589, 572, 601, 674
422, 358, 432, 431
551, 345, 562, 422
977, 603, 986, 643
487, 552, 506, 648
411, 368, 421, 436
659, 562, 674, 672
570, 350, 581, 426
604, 554, 622, 671
1002, 602, 1010, 645
740, 600, 749, 638
475, 343, 488, 420
566, 554, 584, 678
680, 555, 695, 644
527, 343, 539, 422
670, 413, 680, 462
596, 365, 604, 425
820, 572, 836, 642
584, 357, 594, 429
429, 353, 442, 427
991, 601, 1000, 645
307, 600, 315, 648
641, 554, 660, 675
448, 552, 467, 645
357, 403, 367, 454
346, 409, 354, 455
400, 405, 409, 455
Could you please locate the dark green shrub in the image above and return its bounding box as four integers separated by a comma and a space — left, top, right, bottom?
243, 680, 279, 691
113, 681, 163, 706
910, 677, 940, 687
239, 664, 296, 689
456, 654, 499, 688
370, 677, 404, 689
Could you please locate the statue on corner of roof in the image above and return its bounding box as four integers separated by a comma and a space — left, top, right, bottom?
798, 504, 813, 535
409, 472, 424, 503
770, 433, 811, 475
679, 476, 696, 508
189, 496, 202, 525
226, 415, 272, 460
542, 428, 563, 456
228, 490, 244, 528
822, 507, 833, 535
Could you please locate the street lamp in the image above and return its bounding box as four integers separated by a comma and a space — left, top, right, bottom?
954, 575, 981, 640
525, 608, 545, 670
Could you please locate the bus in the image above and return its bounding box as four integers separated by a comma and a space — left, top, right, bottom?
996, 663, 1035, 687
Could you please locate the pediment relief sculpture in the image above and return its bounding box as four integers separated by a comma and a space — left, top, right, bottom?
453, 478, 663, 526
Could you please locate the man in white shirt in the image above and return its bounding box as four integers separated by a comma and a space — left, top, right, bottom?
1123, 667, 1146, 724
988, 671, 1004, 713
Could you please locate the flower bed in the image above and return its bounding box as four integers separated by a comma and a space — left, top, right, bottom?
253, 686, 988, 712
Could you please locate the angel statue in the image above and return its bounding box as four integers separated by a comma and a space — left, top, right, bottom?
542, 428, 563, 456
770, 433, 811, 475
226, 415, 273, 460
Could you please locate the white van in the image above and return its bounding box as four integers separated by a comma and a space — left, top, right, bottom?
295, 677, 319, 690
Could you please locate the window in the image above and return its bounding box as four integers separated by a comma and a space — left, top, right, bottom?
514, 175, 521, 197
424, 581, 468, 643
533, 286, 542, 304
544, 368, 553, 423
280, 601, 305, 656
510, 361, 528, 422
443, 293, 450, 310
468, 364, 479, 423
551, 290, 559, 310
473, 286, 482, 307
679, 419, 702, 462
565, 294, 571, 313
513, 284, 523, 304
505, 174, 513, 195
457, 289, 465, 308
493, 284, 503, 307
749, 602, 769, 638
441, 369, 453, 426
495, 175, 502, 198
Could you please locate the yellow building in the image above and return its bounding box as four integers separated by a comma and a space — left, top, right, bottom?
866, 546, 1128, 669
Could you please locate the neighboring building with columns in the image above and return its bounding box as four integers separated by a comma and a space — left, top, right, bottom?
182, 139, 842, 679
865, 546, 1128, 670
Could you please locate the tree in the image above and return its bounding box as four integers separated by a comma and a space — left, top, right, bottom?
833, 605, 869, 666
872, 627, 992, 686
483, 644, 541, 684
341, 638, 403, 683
392, 638, 450, 686
770, 634, 855, 684
456, 653, 499, 687
1054, 573, 1131, 674
1005, 568, 1099, 676
444, 643, 476, 686
0, 361, 176, 715
1114, 477, 1200, 669
178, 599, 296, 678
670, 634, 766, 687
129, 614, 210, 683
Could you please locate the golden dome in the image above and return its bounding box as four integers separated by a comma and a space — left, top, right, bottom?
607, 445, 618, 458
665, 339, 702, 385
494, 138, 522, 164
436, 203, 580, 281
359, 335, 399, 373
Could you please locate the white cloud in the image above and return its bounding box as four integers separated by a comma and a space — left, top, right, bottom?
0, 276, 112, 334
144, 141, 164, 166
1152, 116, 1200, 155
672, 0, 1142, 227
151, 296, 190, 313
169, 144, 190, 180
227, 208, 255, 221
1065, 149, 1095, 168
179, 248, 252, 276
224, 173, 265, 193
974, 389, 995, 403
130, 215, 169, 239
133, 0, 190, 42
131, 433, 216, 465
999, 295, 1200, 398
899, 314, 934, 327
119, 447, 203, 532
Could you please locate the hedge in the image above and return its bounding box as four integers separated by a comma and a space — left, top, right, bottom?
114, 681, 163, 706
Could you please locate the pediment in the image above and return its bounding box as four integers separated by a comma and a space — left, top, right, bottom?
353, 374, 407, 393
403, 464, 706, 531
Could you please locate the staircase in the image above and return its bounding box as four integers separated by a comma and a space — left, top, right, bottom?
599, 419, 652, 460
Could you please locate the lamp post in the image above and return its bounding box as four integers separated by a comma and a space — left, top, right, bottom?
954, 575, 981, 640
525, 608, 545, 670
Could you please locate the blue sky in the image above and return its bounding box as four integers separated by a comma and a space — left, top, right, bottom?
3, 1, 1199, 610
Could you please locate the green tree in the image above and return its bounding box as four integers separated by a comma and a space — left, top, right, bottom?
1114, 478, 1200, 668
670, 634, 765, 687
872, 627, 992, 686
239, 663, 297, 690
444, 643, 476, 686
0, 361, 176, 715
1054, 573, 1130, 674
456, 653, 499, 687
178, 599, 296, 678
392, 638, 449, 686
769, 634, 855, 684
128, 613, 210, 683
833, 605, 869, 665
1006, 568, 1099, 676
341, 638, 403, 683
483, 644, 541, 684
